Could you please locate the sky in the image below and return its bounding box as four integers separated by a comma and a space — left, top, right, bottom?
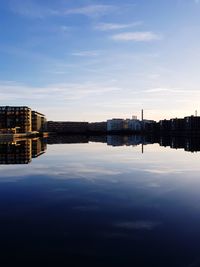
0, 0, 200, 121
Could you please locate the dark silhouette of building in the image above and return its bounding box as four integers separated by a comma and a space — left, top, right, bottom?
47, 121, 89, 134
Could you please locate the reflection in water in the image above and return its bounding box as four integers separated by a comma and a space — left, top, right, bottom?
0, 135, 200, 266
0, 138, 47, 164
0, 135, 200, 164
0, 135, 200, 165
48, 134, 200, 152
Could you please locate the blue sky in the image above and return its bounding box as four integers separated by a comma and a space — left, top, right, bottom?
0, 0, 200, 121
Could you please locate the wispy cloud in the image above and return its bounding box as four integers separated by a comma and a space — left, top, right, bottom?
10, 1, 115, 19
10, 0, 58, 18
95, 21, 142, 31
64, 5, 115, 18
111, 31, 161, 42
71, 50, 100, 57
0, 80, 122, 103
145, 87, 200, 94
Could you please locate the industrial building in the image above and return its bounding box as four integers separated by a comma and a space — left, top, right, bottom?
107, 118, 155, 132
0, 106, 46, 133
32, 111, 46, 132
184, 116, 200, 132
88, 122, 107, 133
128, 119, 142, 131
47, 121, 89, 133
107, 119, 124, 131
0, 106, 32, 133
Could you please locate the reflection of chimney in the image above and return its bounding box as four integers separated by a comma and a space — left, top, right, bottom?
141, 109, 144, 121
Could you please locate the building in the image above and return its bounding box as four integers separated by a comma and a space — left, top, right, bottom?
32, 111, 47, 132
170, 118, 185, 132
184, 116, 200, 132
107, 119, 124, 132
0, 106, 47, 133
47, 121, 89, 133
159, 119, 171, 132
88, 122, 107, 133
0, 106, 32, 133
128, 119, 141, 131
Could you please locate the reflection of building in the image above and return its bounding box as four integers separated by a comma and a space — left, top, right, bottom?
32, 111, 46, 132
47, 135, 88, 144
32, 138, 47, 158
0, 106, 32, 133
0, 138, 46, 164
0, 139, 32, 164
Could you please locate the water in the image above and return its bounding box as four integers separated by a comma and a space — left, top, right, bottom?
1, 136, 200, 266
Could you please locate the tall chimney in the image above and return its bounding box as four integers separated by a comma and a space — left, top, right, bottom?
141, 109, 144, 121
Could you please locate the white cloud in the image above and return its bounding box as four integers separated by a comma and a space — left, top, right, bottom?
64, 5, 115, 18
0, 80, 122, 103
145, 87, 200, 94
10, 0, 58, 18
95, 21, 142, 31
10, 1, 114, 19
111, 31, 161, 42
71, 51, 99, 57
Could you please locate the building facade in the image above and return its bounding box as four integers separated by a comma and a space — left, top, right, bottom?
0, 106, 47, 133
47, 121, 89, 133
0, 106, 32, 133
107, 119, 124, 131
32, 111, 46, 132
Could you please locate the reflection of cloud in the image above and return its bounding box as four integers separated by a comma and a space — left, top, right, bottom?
0, 162, 122, 181
112, 31, 161, 42
144, 168, 183, 175
72, 205, 99, 211
114, 221, 161, 230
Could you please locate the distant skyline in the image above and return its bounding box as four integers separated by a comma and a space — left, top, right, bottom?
0, 0, 200, 121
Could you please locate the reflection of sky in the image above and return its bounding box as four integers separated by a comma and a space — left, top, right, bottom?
1, 142, 200, 212
1, 143, 200, 265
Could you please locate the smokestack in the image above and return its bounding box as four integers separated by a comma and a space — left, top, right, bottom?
141, 109, 144, 121
195, 110, 198, 117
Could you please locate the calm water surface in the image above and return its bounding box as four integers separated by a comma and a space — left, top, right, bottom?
1, 138, 200, 266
